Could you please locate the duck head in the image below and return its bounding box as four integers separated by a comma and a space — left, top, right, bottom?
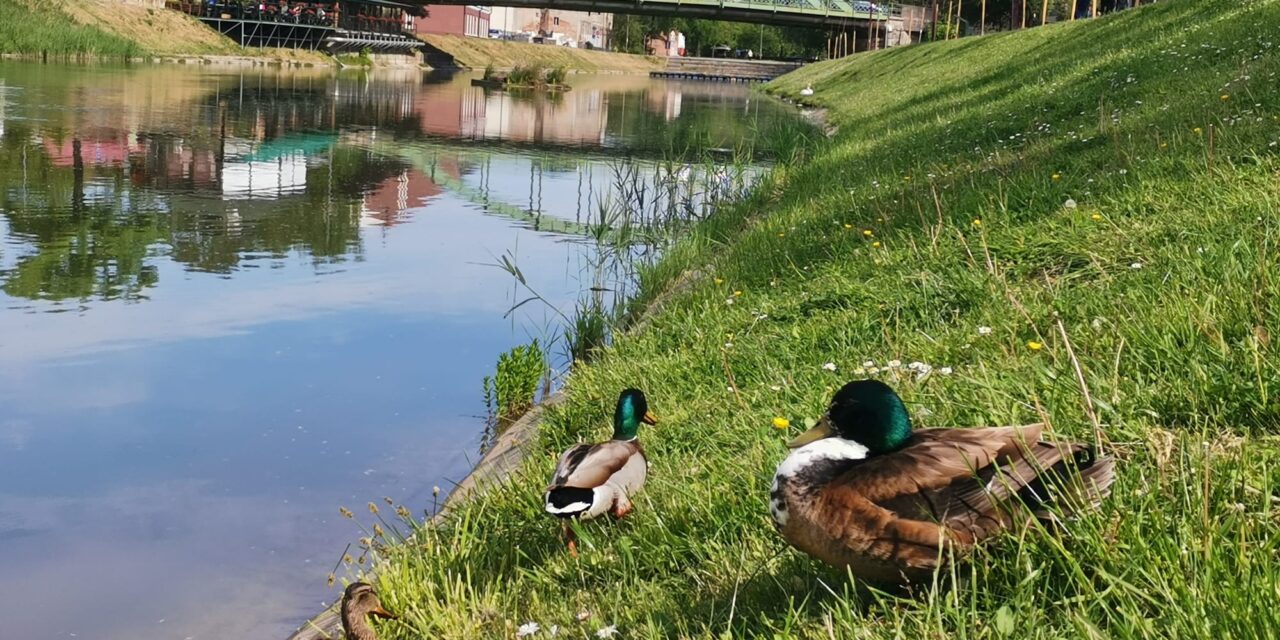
788, 380, 913, 455
340, 582, 398, 640
612, 388, 658, 441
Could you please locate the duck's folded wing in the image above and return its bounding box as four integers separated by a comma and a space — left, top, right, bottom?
815, 426, 1048, 564
549, 444, 594, 487
557, 440, 639, 489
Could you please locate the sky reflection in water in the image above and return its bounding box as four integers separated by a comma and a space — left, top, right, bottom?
0, 62, 801, 639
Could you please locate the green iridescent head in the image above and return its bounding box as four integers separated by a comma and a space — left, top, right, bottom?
788, 379, 913, 454
612, 388, 658, 440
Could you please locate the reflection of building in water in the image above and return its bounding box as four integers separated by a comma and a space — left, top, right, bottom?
43, 134, 142, 168
644, 87, 683, 121
222, 156, 310, 199
360, 168, 440, 227
482, 90, 607, 145
416, 87, 487, 138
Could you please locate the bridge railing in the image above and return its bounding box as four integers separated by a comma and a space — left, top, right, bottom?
642, 0, 927, 25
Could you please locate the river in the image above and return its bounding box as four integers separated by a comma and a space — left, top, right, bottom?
0, 61, 804, 639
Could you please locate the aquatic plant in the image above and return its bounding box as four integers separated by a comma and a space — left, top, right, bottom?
482, 339, 547, 422
545, 65, 568, 86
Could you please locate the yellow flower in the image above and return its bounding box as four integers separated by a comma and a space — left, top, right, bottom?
778, 232, 786, 237
1051, 173, 1061, 181
863, 229, 874, 237
972, 218, 982, 227
714, 277, 724, 285
733, 290, 743, 297
1027, 341, 1043, 351
903, 175, 912, 181
1193, 127, 1203, 134
1220, 94, 1230, 101
872, 241, 881, 248
1159, 142, 1168, 149
772, 417, 791, 430
367, 502, 379, 515
844, 223, 853, 229
1091, 213, 1103, 221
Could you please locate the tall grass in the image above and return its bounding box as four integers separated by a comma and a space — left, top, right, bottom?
0, 0, 141, 57
346, 2, 1280, 635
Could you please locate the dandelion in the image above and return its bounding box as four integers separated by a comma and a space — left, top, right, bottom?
843, 223, 853, 229
1051, 173, 1061, 181
339, 506, 354, 519
822, 362, 838, 372
1221, 94, 1230, 101
367, 502, 380, 515
1091, 213, 1103, 221
733, 290, 743, 297
863, 229, 874, 237
1064, 198, 1077, 209
1160, 142, 1168, 149
596, 626, 619, 638
714, 277, 724, 285
777, 232, 786, 237
1194, 127, 1203, 134
517, 622, 541, 637
971, 218, 982, 227
903, 175, 912, 181
872, 241, 881, 248
432, 486, 441, 497
772, 417, 791, 430
1027, 341, 1044, 351
977, 326, 993, 336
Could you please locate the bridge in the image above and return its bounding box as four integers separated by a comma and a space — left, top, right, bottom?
425, 0, 932, 30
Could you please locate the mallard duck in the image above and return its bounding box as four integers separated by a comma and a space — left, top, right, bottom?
544, 388, 658, 554
340, 582, 398, 640
770, 380, 1115, 584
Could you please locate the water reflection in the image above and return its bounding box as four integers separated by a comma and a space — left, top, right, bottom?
0, 61, 803, 640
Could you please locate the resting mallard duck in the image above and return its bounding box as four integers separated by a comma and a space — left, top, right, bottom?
771, 379, 1115, 584
340, 582, 397, 640
544, 388, 658, 554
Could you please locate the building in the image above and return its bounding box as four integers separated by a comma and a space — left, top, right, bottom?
414, 5, 491, 38
489, 8, 610, 49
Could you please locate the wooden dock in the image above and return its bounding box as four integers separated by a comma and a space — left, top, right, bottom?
650, 57, 805, 82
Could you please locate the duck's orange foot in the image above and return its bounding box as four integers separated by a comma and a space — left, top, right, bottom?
611, 501, 633, 519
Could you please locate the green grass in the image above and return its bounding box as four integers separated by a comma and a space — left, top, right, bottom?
350, 0, 1280, 637
0, 0, 141, 57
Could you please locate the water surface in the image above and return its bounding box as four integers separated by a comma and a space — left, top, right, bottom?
0, 62, 802, 639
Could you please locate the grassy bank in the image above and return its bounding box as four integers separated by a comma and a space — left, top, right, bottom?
0, 0, 330, 63
353, 0, 1280, 638
421, 34, 664, 73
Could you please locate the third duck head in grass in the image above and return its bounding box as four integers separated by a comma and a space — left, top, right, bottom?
771, 379, 1115, 584
543, 388, 657, 555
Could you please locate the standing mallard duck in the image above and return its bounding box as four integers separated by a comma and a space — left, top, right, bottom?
544, 388, 658, 554
771, 380, 1115, 584
340, 582, 398, 640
